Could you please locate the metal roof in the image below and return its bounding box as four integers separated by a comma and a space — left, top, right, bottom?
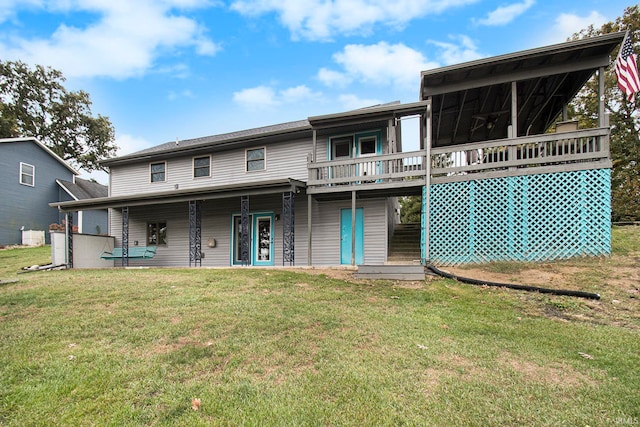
420, 31, 625, 147
102, 120, 311, 167
57, 178, 108, 200
50, 178, 306, 212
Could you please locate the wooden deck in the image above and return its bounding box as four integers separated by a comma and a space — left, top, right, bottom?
306, 127, 610, 194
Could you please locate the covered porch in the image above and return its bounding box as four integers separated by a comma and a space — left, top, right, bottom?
51, 179, 305, 268
307, 32, 624, 267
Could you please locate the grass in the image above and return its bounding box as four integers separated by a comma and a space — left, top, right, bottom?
0, 230, 639, 426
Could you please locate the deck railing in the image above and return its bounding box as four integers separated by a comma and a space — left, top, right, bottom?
307, 151, 426, 194
431, 127, 610, 183
306, 127, 610, 192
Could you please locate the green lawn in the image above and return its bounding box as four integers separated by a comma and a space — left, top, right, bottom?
0, 229, 638, 426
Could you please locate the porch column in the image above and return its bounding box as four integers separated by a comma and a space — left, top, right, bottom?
283, 192, 295, 266
509, 81, 518, 172
66, 211, 73, 268
423, 102, 432, 264
189, 200, 202, 267
598, 66, 606, 128
351, 190, 356, 266
307, 194, 313, 266
240, 196, 250, 266
312, 129, 317, 162
121, 206, 129, 267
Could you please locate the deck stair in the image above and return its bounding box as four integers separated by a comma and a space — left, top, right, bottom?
355, 264, 425, 281
387, 222, 422, 264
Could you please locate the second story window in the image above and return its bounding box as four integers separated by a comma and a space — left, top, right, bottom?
193, 156, 211, 178
246, 147, 266, 171
331, 137, 353, 160
20, 162, 35, 186
150, 162, 166, 182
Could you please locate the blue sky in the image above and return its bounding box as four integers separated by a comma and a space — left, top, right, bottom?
0, 0, 632, 182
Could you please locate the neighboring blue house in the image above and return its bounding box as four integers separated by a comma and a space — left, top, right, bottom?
56, 178, 108, 235
0, 137, 107, 245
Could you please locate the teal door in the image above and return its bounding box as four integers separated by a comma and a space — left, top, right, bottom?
231, 212, 274, 266
340, 208, 364, 265
253, 214, 274, 266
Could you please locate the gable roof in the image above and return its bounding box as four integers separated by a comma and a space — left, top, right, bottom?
102, 119, 312, 167
57, 178, 108, 201
420, 31, 625, 147
0, 137, 79, 175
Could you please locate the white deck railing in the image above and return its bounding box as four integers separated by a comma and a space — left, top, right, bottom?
307, 151, 426, 193
431, 127, 610, 183
307, 127, 610, 192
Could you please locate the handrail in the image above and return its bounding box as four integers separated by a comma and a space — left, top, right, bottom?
307, 127, 610, 192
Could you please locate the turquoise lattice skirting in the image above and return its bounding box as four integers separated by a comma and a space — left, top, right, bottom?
424, 169, 611, 265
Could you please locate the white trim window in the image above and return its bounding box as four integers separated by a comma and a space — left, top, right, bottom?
193, 155, 211, 178
331, 136, 353, 160
147, 222, 167, 245
150, 161, 166, 182
20, 162, 35, 186
246, 147, 266, 172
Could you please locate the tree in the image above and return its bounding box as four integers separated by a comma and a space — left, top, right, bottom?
570, 6, 640, 221
400, 196, 422, 223
0, 61, 116, 171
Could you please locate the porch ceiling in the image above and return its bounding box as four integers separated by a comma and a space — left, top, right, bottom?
420, 32, 625, 148
49, 179, 306, 212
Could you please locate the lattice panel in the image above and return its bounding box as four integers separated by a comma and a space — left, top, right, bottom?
426, 169, 611, 265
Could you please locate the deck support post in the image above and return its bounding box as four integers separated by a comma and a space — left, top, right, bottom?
189, 200, 202, 267
307, 194, 313, 266
423, 102, 432, 264
66, 211, 73, 268
351, 190, 356, 266
240, 196, 250, 266
283, 192, 295, 266
121, 207, 129, 267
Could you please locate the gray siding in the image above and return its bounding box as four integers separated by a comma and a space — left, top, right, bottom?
0, 141, 75, 245
109, 193, 310, 267
106, 194, 387, 267
110, 137, 313, 197
311, 198, 388, 266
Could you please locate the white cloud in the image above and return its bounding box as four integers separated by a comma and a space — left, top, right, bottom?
319, 42, 437, 89
542, 11, 608, 44
168, 89, 195, 100
233, 84, 322, 109
317, 67, 351, 87
474, 0, 535, 26
230, 0, 478, 40
0, 0, 220, 79
115, 133, 154, 156
233, 86, 279, 108
338, 94, 383, 111
428, 35, 484, 66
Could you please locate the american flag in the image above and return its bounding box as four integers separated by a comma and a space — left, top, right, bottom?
615, 31, 640, 102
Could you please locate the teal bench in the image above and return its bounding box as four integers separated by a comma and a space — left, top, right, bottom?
100, 246, 157, 260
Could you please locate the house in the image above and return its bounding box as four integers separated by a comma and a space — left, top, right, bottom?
0, 137, 109, 246
56, 178, 108, 235
0, 137, 77, 245
51, 32, 624, 269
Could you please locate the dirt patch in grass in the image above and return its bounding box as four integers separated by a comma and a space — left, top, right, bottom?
498, 352, 598, 388
443, 256, 640, 328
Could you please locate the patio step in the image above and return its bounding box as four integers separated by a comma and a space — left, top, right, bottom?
355, 264, 425, 281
